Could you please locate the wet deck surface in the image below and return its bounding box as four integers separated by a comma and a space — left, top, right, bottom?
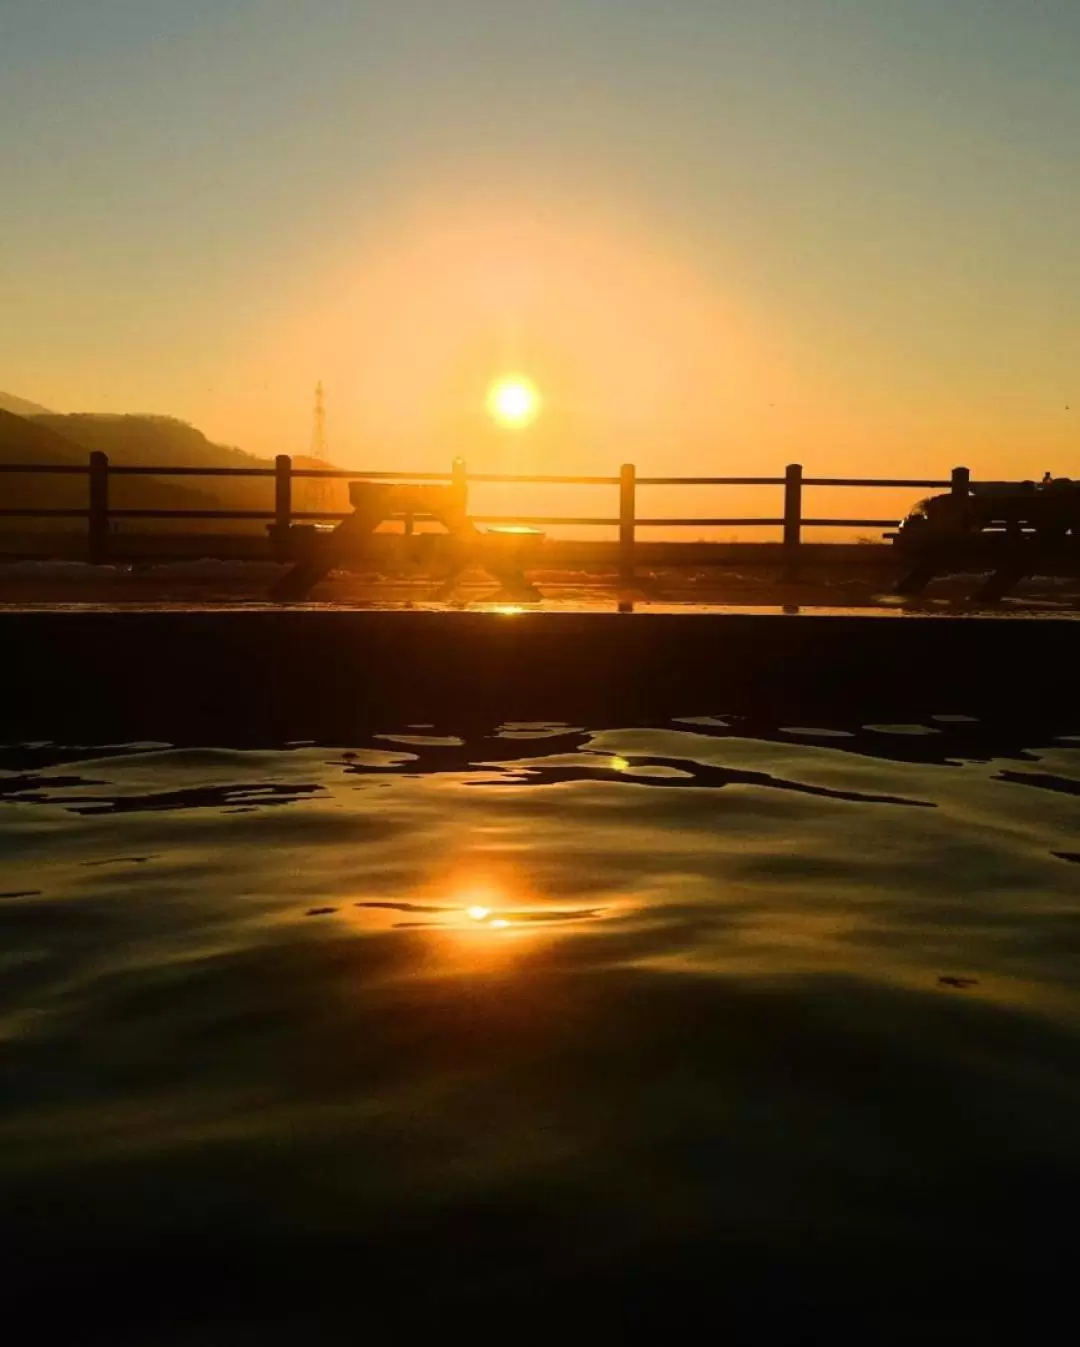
2, 561, 1080, 615
2, 584, 1079, 618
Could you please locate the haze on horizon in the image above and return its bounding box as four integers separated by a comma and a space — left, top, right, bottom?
2, 0, 1078, 485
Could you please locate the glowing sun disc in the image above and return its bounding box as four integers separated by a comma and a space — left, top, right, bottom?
488, 377, 540, 427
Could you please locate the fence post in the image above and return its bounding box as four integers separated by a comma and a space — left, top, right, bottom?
951, 465, 970, 499
619, 463, 636, 585
88, 451, 109, 564
275, 454, 292, 530
451, 457, 468, 514
783, 462, 803, 581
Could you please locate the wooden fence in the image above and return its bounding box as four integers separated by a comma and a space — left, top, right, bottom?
0, 454, 970, 577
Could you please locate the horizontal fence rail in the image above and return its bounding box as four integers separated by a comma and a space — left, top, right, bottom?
0, 453, 980, 577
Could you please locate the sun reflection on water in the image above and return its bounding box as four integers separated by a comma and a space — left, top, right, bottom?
352, 875, 613, 962
456, 883, 520, 936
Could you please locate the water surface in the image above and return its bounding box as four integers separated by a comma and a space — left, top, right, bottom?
3, 715, 1079, 1339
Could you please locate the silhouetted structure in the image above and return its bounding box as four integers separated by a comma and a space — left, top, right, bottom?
268, 468, 545, 601
893, 475, 1080, 599
12, 448, 1080, 604
305, 381, 331, 514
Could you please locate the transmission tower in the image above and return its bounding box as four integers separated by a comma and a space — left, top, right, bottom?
307, 380, 331, 513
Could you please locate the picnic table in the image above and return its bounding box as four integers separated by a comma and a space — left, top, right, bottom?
267, 479, 545, 601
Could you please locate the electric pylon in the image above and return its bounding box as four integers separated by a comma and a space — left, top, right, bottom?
308, 381, 330, 513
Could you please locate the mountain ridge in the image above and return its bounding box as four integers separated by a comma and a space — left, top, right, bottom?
0, 390, 52, 417
0, 410, 350, 525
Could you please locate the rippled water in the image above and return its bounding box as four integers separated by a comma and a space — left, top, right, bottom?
4, 716, 1080, 1340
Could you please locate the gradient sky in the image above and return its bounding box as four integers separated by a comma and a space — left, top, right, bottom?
2, 0, 1078, 485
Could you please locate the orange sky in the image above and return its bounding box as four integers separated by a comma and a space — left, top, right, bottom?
223, 198, 1075, 534
3, 1, 1077, 517
228, 195, 1075, 483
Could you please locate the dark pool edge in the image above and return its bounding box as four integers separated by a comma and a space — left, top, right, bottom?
5, 608, 1079, 742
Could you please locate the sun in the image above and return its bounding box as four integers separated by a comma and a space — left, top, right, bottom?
487, 376, 540, 428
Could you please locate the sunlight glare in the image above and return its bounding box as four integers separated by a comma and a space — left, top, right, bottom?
467, 905, 492, 921
488, 377, 540, 428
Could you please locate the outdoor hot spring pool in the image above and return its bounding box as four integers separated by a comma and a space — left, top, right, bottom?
3, 712, 1080, 1339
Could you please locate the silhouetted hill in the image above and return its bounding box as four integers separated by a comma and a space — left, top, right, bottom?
29, 414, 350, 512
0, 409, 221, 526
31, 414, 259, 471
0, 391, 52, 417
2, 411, 350, 532
0, 407, 83, 465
